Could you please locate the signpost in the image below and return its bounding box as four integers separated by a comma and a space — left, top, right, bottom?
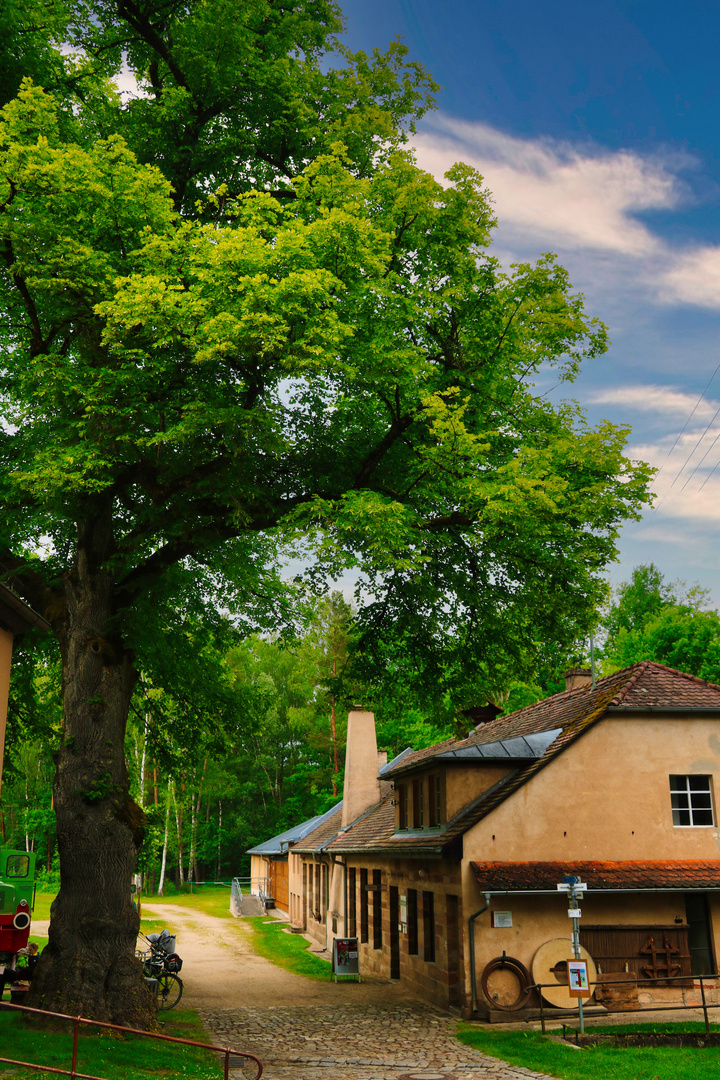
557, 876, 589, 1032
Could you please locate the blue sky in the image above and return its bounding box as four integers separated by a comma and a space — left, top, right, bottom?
339, 1, 720, 606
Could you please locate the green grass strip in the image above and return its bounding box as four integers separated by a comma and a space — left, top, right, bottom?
0, 1009, 223, 1080
457, 1022, 720, 1080
246, 917, 331, 980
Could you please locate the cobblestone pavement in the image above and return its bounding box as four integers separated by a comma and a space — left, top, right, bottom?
198, 1002, 555, 1080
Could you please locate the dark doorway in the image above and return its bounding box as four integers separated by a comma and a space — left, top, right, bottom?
389, 886, 400, 979
446, 894, 460, 1006
685, 893, 714, 975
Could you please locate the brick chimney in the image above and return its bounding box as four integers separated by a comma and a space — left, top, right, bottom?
341, 709, 381, 830
564, 668, 592, 691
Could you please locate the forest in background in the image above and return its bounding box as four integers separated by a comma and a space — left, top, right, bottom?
4, 563, 720, 892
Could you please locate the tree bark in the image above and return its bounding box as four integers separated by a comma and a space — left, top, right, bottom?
158, 777, 171, 894
216, 799, 222, 879
175, 779, 185, 887
27, 512, 156, 1026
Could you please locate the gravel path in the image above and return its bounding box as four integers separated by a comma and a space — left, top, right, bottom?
139, 902, 556, 1080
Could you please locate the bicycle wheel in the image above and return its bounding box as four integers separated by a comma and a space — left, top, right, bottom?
156, 973, 183, 1010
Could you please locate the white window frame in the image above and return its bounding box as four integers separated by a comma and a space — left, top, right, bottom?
670, 774, 715, 827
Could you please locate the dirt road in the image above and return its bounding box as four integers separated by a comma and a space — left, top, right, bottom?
140, 902, 420, 1010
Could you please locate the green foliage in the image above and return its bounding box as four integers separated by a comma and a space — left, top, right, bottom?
601, 564, 720, 681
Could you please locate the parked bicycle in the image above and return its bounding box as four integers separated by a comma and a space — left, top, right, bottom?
137, 929, 184, 1010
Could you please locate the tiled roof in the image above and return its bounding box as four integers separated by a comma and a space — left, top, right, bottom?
292, 804, 343, 854
471, 860, 720, 891
611, 663, 720, 710
383, 662, 720, 780
298, 662, 720, 858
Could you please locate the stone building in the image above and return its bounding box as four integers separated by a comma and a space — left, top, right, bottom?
270, 663, 720, 1015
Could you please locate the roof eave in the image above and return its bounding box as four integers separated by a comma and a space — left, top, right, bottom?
0, 583, 51, 635
607, 706, 720, 715
474, 886, 720, 895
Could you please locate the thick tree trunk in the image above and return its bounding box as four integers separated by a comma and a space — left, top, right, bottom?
27, 517, 156, 1026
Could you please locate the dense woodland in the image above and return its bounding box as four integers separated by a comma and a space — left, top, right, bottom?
4, 565, 718, 891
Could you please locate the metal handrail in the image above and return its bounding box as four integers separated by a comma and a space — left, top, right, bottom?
530, 970, 720, 1035
0, 999, 263, 1080
231, 877, 243, 907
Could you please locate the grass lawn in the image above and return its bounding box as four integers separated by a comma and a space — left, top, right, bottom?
142, 886, 233, 921
457, 1022, 720, 1079
32, 891, 56, 921
0, 1008, 224, 1080
33, 885, 233, 926
247, 917, 332, 980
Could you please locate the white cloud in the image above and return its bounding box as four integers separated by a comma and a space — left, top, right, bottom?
660, 247, 720, 309
413, 116, 680, 257
588, 385, 720, 421
412, 117, 720, 313
629, 431, 720, 522
628, 524, 705, 545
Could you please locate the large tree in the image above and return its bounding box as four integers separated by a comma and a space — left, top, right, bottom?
0, 0, 652, 1023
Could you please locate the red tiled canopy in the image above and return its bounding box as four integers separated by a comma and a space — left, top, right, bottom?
471, 860, 720, 891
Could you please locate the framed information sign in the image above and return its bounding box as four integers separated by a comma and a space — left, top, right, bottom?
567, 959, 591, 997
332, 937, 360, 981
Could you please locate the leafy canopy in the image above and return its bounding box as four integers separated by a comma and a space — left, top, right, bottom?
601, 564, 720, 682
0, 1, 653, 709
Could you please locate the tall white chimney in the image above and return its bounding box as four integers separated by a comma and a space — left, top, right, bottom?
341, 709, 381, 830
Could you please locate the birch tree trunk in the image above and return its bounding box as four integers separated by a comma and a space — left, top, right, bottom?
175, 782, 185, 887
158, 779, 171, 896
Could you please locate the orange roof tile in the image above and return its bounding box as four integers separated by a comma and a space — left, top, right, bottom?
471, 860, 720, 891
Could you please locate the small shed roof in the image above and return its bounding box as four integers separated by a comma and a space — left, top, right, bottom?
246, 802, 343, 856
0, 582, 50, 635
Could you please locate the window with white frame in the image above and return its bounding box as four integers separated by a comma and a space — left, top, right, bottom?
670, 775, 715, 827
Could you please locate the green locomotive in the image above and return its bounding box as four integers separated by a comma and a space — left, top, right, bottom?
0, 848, 35, 964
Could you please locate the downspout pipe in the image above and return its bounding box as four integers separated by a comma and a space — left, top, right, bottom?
469, 892, 491, 1016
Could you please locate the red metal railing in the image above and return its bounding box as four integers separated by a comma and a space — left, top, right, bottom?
0, 999, 262, 1080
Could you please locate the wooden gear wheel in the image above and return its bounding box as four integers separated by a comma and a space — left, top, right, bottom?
532, 938, 597, 1008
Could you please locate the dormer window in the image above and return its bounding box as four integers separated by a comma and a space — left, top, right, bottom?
413, 778, 424, 828
398, 782, 409, 830
428, 774, 442, 827
396, 774, 444, 832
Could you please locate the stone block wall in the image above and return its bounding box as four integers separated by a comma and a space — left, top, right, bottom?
346, 856, 465, 1011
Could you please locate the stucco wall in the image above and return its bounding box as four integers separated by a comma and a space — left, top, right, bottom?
445, 763, 512, 821
464, 884, 687, 997
463, 713, 720, 864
